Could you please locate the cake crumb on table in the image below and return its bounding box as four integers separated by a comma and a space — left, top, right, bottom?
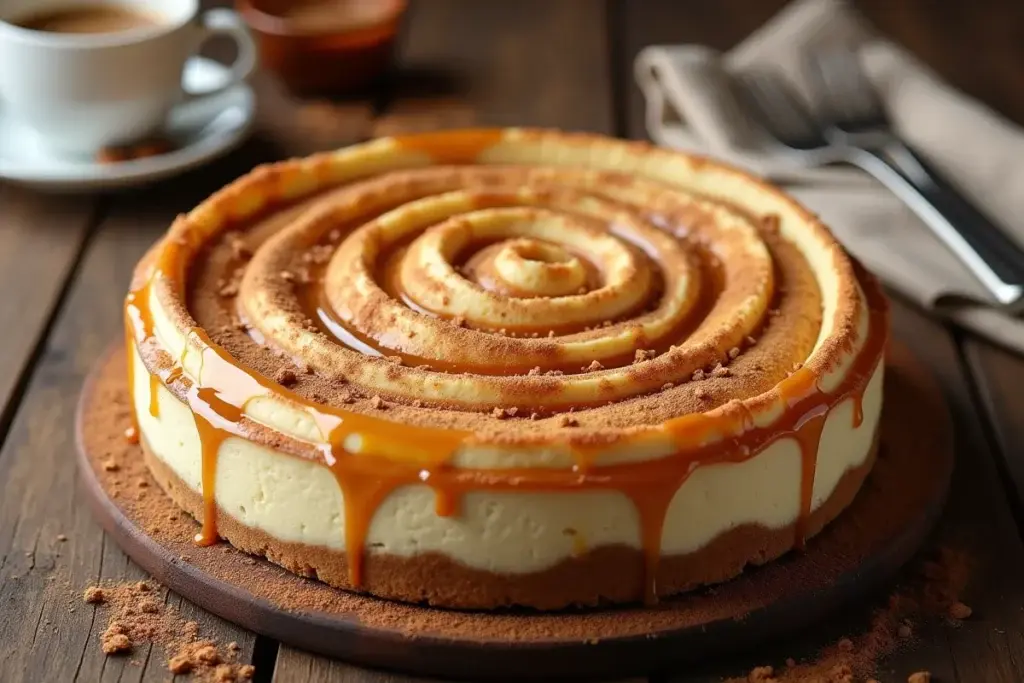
81, 579, 254, 682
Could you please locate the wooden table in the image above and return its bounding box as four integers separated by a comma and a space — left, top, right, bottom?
2, 1, 1023, 681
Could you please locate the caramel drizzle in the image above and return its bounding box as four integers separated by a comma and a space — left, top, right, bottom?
122, 130, 888, 602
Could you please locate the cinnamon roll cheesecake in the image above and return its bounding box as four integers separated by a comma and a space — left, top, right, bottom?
124, 128, 888, 610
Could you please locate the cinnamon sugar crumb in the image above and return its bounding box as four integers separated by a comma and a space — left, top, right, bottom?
138, 598, 160, 614
101, 626, 131, 654
712, 364, 731, 378
585, 360, 604, 372
747, 335, 757, 345
369, 395, 386, 410
528, 367, 541, 376
279, 270, 296, 283
168, 653, 194, 674
491, 407, 508, 419
634, 349, 655, 363
559, 415, 579, 427
897, 623, 913, 639
84, 587, 105, 604
837, 637, 854, 652
729, 347, 740, 359
692, 369, 705, 381
548, 330, 556, 338
226, 233, 251, 261
102, 459, 120, 472
661, 382, 674, 391
274, 368, 297, 386
386, 355, 403, 365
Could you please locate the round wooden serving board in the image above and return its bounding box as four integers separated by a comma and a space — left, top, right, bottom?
76, 344, 953, 682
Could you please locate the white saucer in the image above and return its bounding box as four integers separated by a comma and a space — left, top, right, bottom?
0, 57, 255, 193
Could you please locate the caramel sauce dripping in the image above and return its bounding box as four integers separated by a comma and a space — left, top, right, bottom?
122, 131, 888, 603
852, 393, 865, 429
148, 374, 161, 418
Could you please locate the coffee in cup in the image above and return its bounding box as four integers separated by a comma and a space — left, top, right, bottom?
11, 4, 161, 34
0, 0, 257, 156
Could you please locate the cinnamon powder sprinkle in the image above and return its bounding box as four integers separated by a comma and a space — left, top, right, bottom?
725, 546, 971, 683
81, 581, 254, 681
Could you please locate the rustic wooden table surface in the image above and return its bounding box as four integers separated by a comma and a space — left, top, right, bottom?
2, 1, 1024, 681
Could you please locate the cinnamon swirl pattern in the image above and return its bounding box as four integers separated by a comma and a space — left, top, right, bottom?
125, 129, 889, 609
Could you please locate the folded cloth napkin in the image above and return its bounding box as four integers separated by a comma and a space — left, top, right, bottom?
635, 0, 1024, 353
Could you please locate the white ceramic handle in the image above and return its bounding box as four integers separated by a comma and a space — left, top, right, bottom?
185, 9, 257, 99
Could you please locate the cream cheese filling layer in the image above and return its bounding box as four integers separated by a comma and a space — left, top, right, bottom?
132, 344, 883, 574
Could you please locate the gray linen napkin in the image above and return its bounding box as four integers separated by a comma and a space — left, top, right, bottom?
634, 0, 1024, 352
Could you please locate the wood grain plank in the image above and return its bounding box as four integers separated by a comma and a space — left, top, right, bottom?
387, 0, 614, 133
0, 186, 98, 437
272, 649, 441, 683
963, 339, 1024, 513
272, 0, 620, 680
0, 194, 256, 683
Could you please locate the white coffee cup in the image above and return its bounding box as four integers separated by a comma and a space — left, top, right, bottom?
0, 0, 257, 156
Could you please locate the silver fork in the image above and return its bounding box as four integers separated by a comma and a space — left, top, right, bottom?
738, 65, 1024, 309
806, 46, 1024, 309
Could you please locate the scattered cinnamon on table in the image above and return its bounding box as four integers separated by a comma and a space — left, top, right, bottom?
726, 546, 971, 683
79, 580, 254, 681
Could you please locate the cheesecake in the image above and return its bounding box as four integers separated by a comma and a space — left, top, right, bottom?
125, 128, 888, 610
